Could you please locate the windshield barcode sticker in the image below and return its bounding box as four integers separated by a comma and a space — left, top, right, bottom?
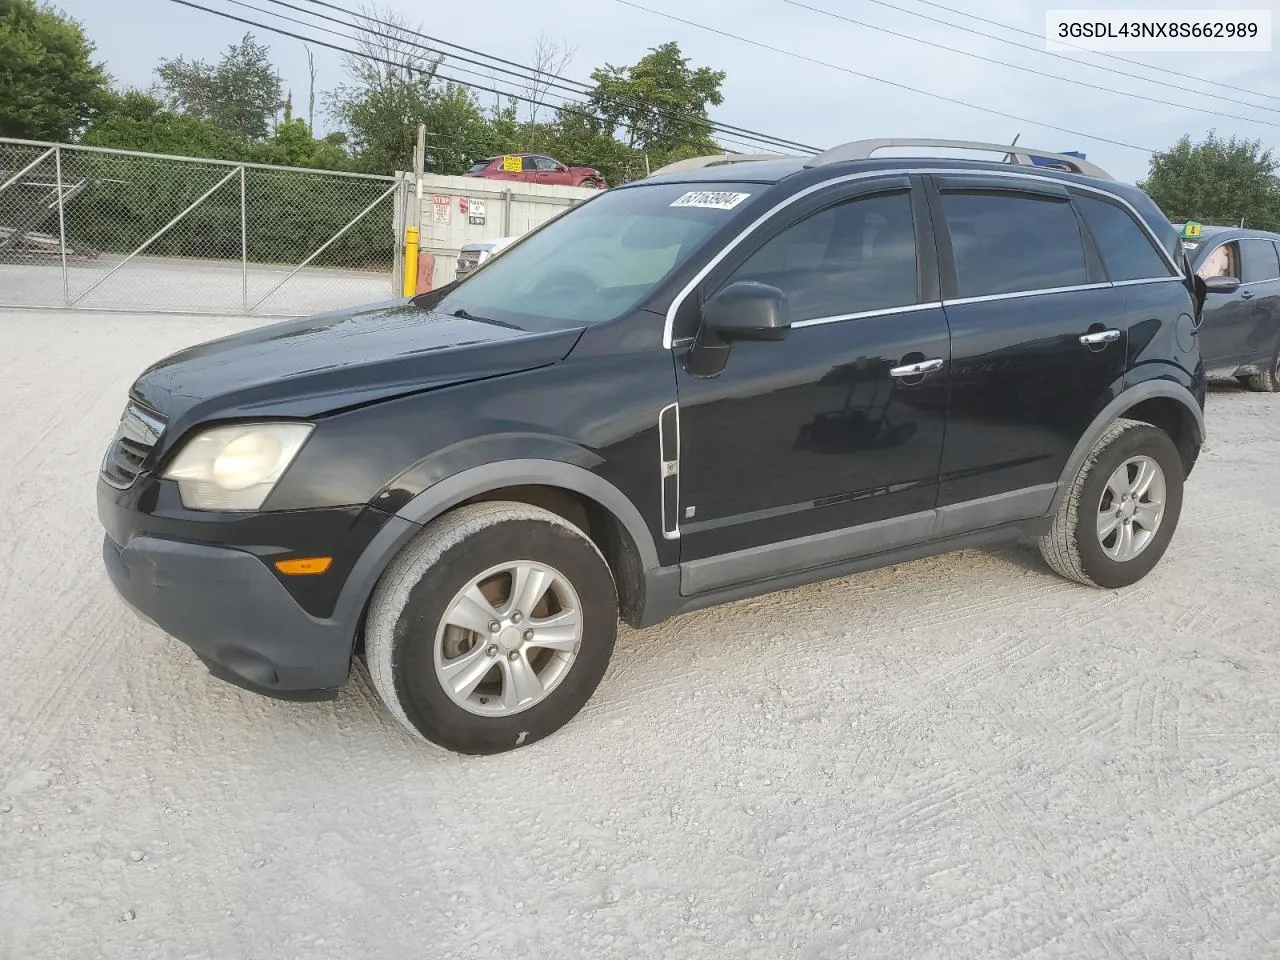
670, 191, 751, 210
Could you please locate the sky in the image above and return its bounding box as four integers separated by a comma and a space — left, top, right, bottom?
57, 0, 1280, 184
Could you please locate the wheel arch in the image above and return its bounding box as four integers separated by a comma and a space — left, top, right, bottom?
1051, 379, 1205, 515
392, 460, 659, 627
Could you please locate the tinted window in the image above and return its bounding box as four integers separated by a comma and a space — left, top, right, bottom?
1075, 195, 1173, 281
722, 191, 918, 323
467, 161, 491, 174
1241, 239, 1280, 283
941, 192, 1088, 297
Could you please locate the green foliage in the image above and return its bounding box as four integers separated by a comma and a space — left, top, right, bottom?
1139, 131, 1280, 230
155, 33, 282, 141
0, 0, 109, 140
587, 41, 725, 158
247, 120, 350, 170
82, 89, 248, 159
329, 78, 515, 175
59, 147, 393, 270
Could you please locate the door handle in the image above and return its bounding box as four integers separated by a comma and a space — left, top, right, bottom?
1240, 289, 1255, 300
889, 358, 944, 378
1079, 329, 1121, 345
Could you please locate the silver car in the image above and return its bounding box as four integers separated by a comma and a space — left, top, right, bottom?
455, 236, 519, 282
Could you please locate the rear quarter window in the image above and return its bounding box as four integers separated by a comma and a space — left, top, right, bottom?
1075, 195, 1175, 282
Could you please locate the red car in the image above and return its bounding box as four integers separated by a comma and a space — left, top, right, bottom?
465, 154, 606, 189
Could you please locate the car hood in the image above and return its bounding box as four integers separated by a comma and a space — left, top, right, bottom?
130, 298, 583, 440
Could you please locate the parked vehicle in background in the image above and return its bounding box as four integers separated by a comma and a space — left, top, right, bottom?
1179, 221, 1280, 392
455, 236, 520, 282
98, 138, 1214, 756
465, 154, 607, 189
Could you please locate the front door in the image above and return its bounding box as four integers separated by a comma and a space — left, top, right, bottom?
671, 176, 950, 593
1195, 238, 1252, 373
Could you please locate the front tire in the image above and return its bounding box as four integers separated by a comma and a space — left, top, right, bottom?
1038, 418, 1184, 589
365, 502, 618, 755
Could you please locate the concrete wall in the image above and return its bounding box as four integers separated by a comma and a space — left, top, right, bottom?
402, 172, 599, 287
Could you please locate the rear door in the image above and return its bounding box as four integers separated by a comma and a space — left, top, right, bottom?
1237, 238, 1280, 369
927, 176, 1155, 525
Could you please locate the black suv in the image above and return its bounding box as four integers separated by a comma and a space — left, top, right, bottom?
99, 138, 1216, 755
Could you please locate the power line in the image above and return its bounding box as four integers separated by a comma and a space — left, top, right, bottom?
276, 0, 819, 153
777, 0, 1280, 130
163, 0, 802, 159
609, 0, 1160, 155
904, 0, 1280, 106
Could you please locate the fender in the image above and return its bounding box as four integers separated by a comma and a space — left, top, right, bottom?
374, 434, 604, 513
392, 457, 660, 572
1050, 378, 1205, 515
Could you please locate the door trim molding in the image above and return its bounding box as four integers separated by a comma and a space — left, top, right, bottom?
935, 483, 1057, 537
681, 509, 936, 594
678, 482, 1064, 595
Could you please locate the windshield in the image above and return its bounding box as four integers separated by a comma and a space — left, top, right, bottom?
435, 182, 765, 332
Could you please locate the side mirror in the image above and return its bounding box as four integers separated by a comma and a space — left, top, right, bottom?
703, 281, 791, 342
1203, 275, 1241, 295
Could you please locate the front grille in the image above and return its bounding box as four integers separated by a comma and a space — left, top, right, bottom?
100, 401, 165, 489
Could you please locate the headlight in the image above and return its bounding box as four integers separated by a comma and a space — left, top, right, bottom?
163, 422, 313, 511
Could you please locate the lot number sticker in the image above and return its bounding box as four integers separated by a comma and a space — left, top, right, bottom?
670, 191, 751, 210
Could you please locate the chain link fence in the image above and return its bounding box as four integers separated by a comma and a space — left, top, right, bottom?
0, 138, 405, 316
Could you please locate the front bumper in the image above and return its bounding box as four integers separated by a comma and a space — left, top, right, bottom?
103, 533, 355, 699
98, 478, 421, 700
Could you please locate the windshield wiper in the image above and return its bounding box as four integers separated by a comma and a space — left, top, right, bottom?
452, 307, 521, 331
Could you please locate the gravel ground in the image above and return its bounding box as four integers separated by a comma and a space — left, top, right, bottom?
0, 258, 393, 317
2, 308, 1278, 960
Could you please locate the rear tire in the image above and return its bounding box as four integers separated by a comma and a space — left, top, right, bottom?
1038, 418, 1184, 589
1241, 349, 1280, 392
365, 501, 618, 755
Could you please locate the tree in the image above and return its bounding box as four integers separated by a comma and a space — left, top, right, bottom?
0, 0, 109, 140
587, 41, 724, 161
333, 78, 509, 175
155, 33, 282, 140
81, 89, 247, 159
1139, 131, 1280, 230
248, 119, 349, 170
327, 3, 502, 174
339, 1, 439, 95
523, 33, 576, 130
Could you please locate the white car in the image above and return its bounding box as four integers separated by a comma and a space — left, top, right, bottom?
455, 236, 520, 282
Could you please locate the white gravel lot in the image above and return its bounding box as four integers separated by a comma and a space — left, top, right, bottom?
1, 308, 1278, 960
0, 258, 393, 317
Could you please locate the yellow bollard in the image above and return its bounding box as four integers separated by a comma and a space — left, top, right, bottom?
402, 226, 420, 297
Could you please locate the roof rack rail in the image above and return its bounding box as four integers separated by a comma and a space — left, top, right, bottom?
805, 138, 1113, 180
647, 153, 792, 177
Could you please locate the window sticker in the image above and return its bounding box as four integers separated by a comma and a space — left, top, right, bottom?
669, 191, 752, 210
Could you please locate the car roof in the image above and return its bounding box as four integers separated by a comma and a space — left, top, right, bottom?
639, 156, 1137, 191
1175, 223, 1280, 242
633, 155, 1182, 264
